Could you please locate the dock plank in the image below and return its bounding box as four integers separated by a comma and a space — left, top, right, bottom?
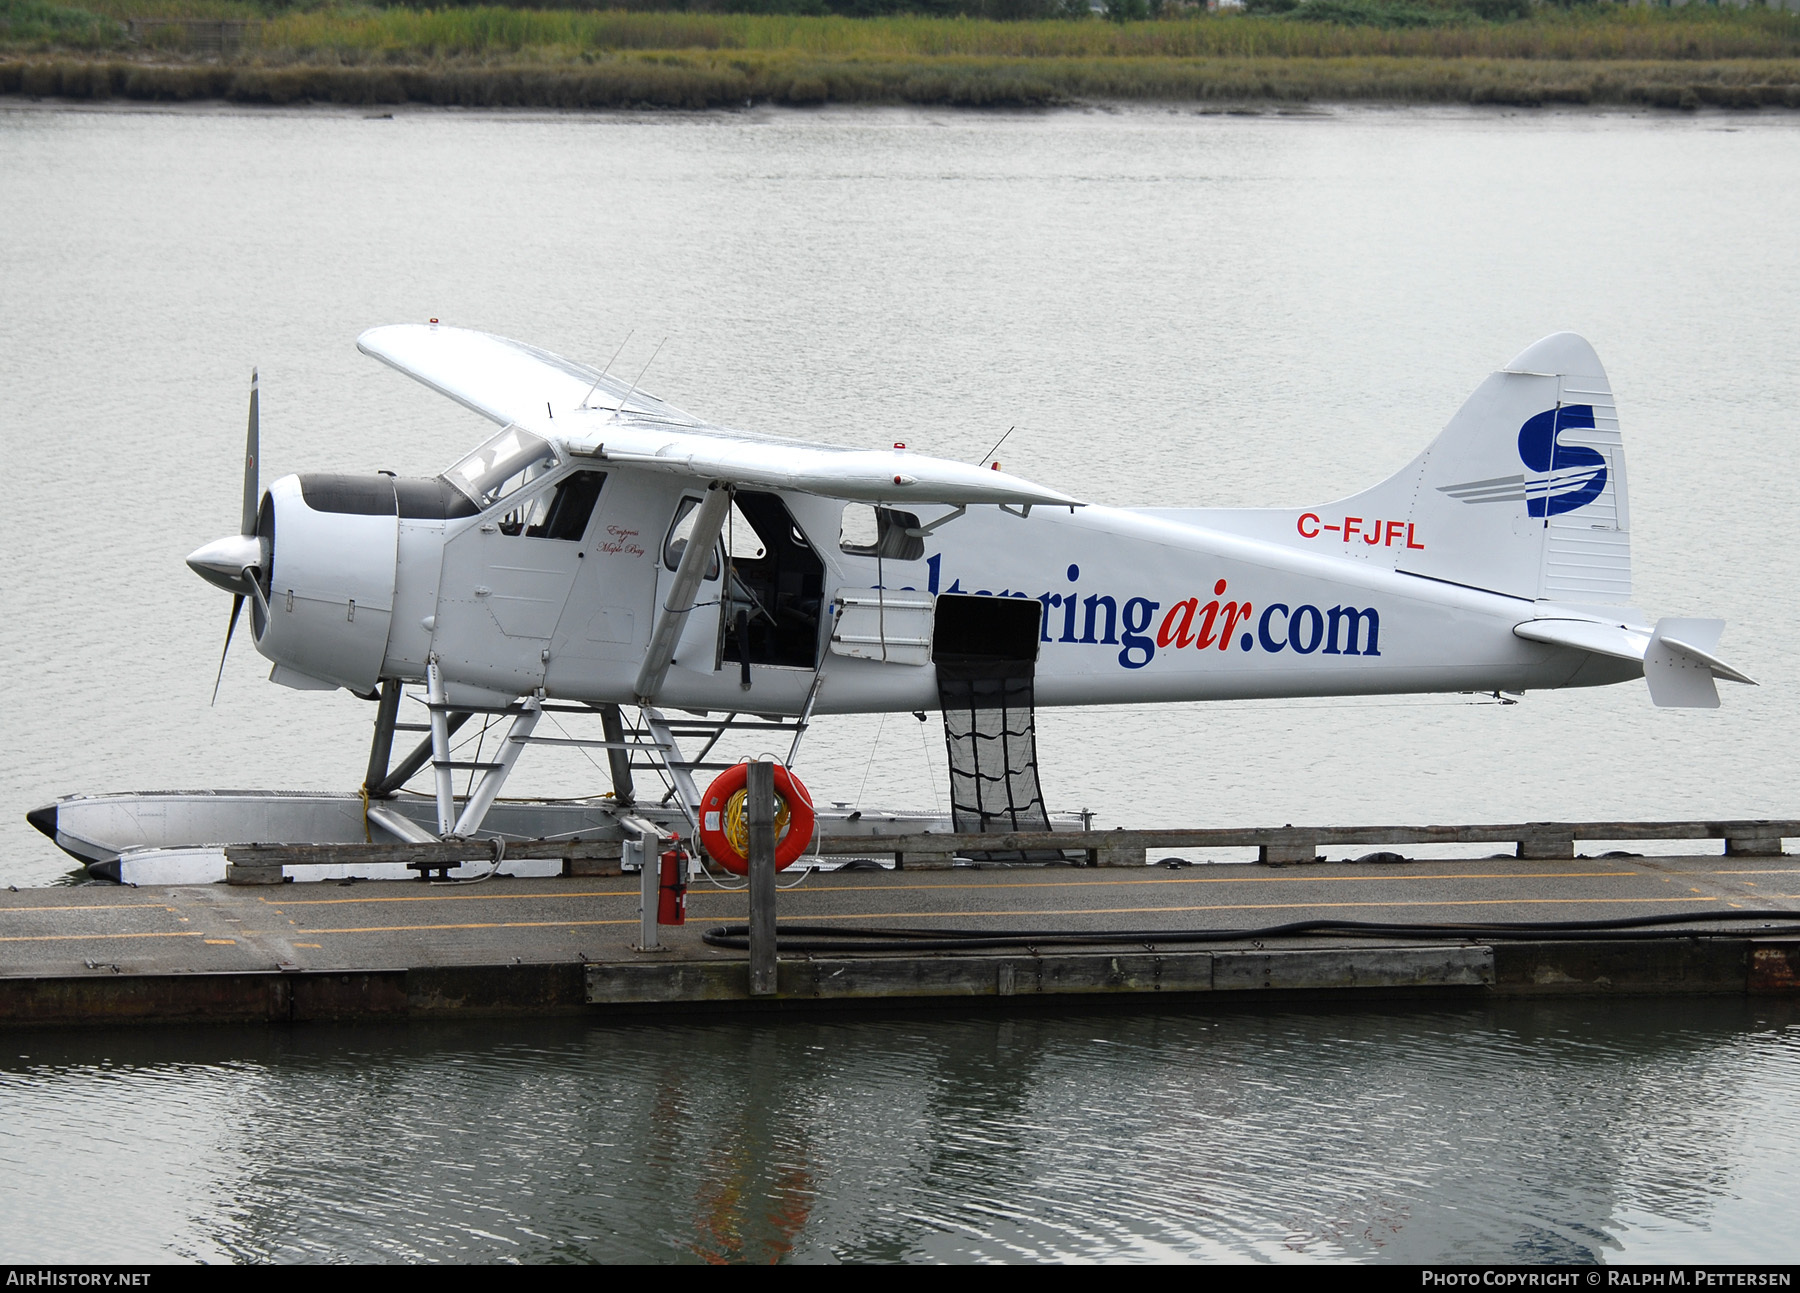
2, 852, 1797, 1025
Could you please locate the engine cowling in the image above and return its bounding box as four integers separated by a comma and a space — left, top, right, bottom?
251, 474, 401, 695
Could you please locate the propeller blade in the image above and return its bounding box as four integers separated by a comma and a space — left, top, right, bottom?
241, 369, 259, 537
211, 594, 244, 706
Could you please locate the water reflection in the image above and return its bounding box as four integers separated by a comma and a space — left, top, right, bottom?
0, 1000, 1794, 1263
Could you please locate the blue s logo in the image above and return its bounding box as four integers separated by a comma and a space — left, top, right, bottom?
1518, 404, 1607, 517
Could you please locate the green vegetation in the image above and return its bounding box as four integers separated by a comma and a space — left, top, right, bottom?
0, 0, 122, 46
3, 0, 1798, 108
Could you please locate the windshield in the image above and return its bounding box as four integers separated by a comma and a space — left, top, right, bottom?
442, 427, 556, 508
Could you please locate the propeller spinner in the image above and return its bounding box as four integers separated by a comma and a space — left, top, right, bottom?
186, 370, 270, 703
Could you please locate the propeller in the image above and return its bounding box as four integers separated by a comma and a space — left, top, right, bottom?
186, 370, 265, 704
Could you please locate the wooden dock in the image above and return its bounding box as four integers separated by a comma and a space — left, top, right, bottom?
3, 829, 1798, 1027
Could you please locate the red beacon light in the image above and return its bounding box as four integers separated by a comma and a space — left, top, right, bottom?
991, 461, 1001, 471
893, 442, 906, 450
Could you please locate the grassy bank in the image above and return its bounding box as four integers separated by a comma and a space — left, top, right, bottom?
6, 50, 1797, 107
4, 1, 1799, 108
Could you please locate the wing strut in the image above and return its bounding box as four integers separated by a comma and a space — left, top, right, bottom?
634, 484, 732, 706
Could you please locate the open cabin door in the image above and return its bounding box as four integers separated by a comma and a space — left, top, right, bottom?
721, 491, 827, 672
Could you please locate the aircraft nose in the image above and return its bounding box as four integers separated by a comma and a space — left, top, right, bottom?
186, 534, 263, 595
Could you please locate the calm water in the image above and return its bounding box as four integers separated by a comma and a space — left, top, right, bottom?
1, 1002, 1796, 1264
2, 102, 1798, 1262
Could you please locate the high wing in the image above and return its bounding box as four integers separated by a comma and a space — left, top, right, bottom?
359, 322, 704, 428
358, 323, 1082, 509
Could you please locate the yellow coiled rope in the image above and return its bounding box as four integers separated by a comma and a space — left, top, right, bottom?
722, 786, 790, 861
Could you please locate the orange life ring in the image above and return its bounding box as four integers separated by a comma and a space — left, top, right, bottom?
698, 762, 816, 875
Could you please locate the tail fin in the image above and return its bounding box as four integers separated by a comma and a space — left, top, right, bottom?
1177, 333, 1631, 605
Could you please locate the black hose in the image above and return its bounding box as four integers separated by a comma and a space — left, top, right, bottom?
699, 909, 1800, 953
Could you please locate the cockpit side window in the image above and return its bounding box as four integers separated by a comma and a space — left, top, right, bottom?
496, 470, 607, 540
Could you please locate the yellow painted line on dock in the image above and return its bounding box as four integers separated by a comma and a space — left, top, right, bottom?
0, 904, 180, 914
266, 895, 1764, 938
0, 930, 205, 944
261, 890, 638, 907
251, 870, 1638, 908
287, 918, 639, 935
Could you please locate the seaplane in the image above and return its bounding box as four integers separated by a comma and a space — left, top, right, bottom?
29, 324, 1755, 885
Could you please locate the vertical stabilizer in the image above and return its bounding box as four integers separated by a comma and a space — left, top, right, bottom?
1168, 333, 1631, 605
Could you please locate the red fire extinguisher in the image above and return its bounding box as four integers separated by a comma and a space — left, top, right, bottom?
657, 847, 687, 926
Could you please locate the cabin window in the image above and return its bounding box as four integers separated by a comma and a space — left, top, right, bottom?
662, 496, 765, 576
442, 427, 556, 509
497, 470, 606, 540
662, 497, 723, 580
839, 505, 925, 562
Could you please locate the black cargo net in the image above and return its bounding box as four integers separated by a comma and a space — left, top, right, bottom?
937, 659, 1051, 838
931, 594, 1057, 862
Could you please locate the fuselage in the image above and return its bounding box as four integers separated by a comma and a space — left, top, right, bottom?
244, 451, 1632, 717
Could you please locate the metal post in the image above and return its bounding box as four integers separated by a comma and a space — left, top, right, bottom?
426, 658, 455, 836
363, 678, 401, 794
600, 703, 635, 807
632, 836, 657, 951
747, 760, 778, 997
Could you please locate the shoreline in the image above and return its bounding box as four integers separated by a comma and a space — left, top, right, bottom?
6, 54, 1799, 111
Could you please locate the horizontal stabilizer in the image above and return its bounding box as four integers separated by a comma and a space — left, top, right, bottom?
1513, 618, 1647, 664
1645, 618, 1755, 709
1656, 633, 1756, 687
1515, 616, 1755, 709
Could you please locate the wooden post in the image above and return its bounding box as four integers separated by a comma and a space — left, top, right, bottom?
747, 761, 778, 996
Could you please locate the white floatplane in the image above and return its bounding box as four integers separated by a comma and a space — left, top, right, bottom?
29, 325, 1753, 883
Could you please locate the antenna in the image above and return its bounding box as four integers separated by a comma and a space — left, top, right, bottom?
610, 336, 667, 421
579, 330, 635, 410
979, 425, 1015, 468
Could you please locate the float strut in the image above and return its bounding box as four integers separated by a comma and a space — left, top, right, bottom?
452, 696, 541, 839
371, 712, 470, 799
427, 659, 456, 837
600, 703, 635, 807
362, 678, 402, 794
